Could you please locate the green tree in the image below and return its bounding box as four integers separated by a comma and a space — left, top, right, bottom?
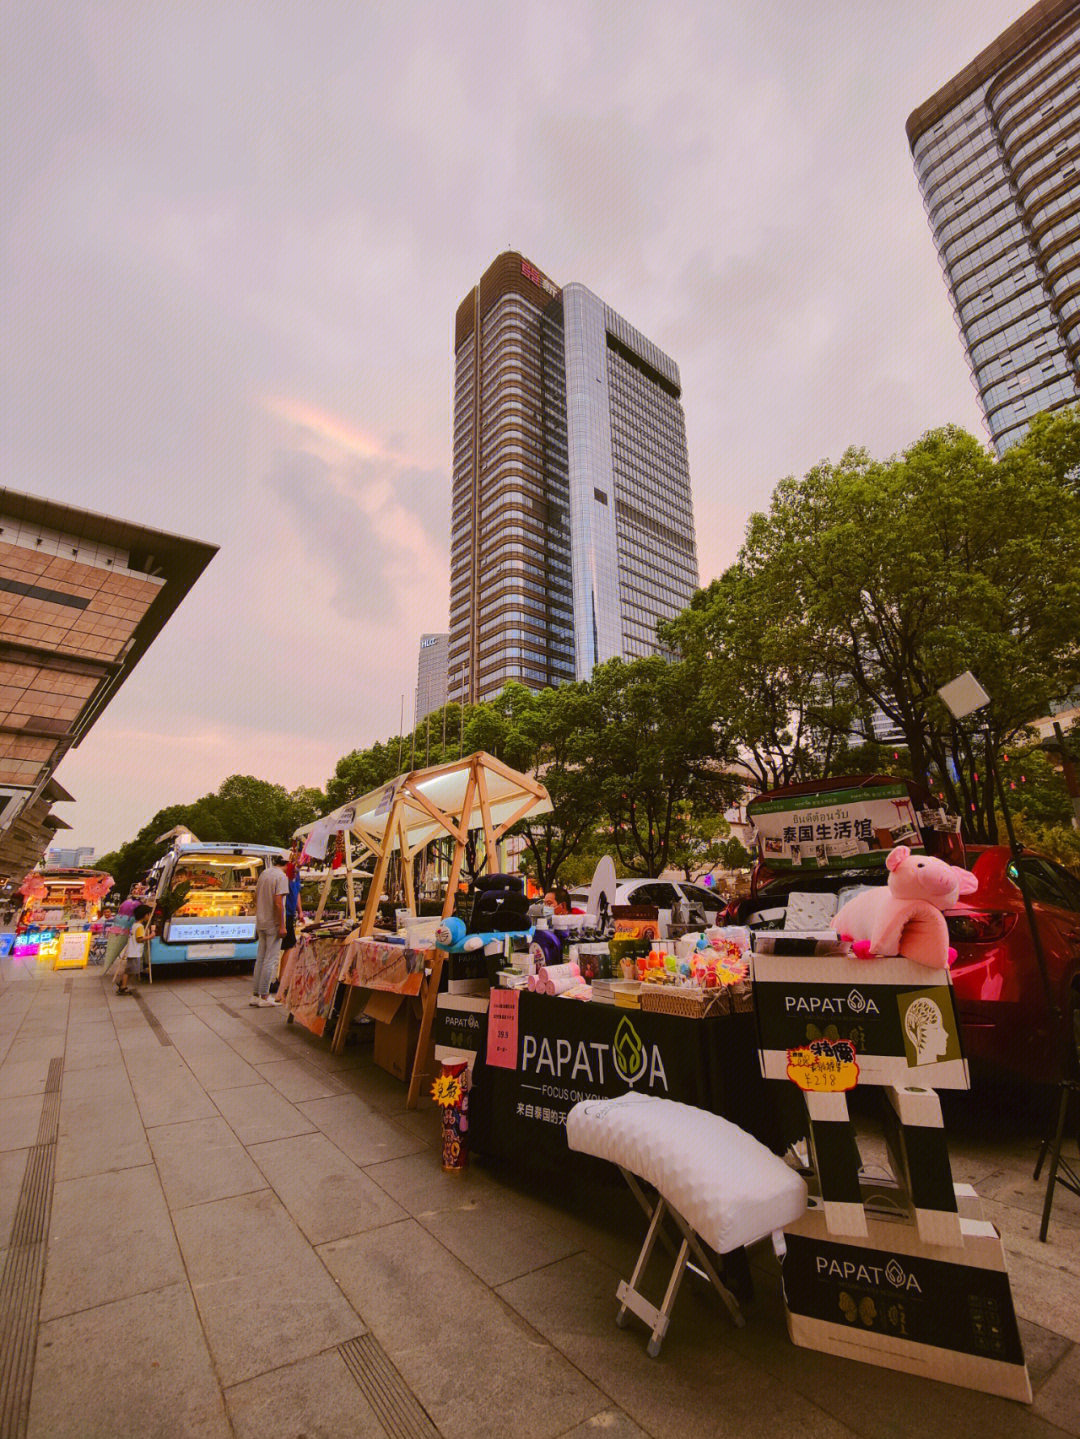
582, 655, 740, 875
662, 565, 861, 790
728, 421, 1080, 841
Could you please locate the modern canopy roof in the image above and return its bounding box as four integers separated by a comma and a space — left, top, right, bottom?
294, 750, 552, 860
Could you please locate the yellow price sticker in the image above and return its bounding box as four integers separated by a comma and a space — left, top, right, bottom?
786, 1039, 860, 1092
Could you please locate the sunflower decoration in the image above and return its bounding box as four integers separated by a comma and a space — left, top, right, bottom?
431, 1073, 464, 1108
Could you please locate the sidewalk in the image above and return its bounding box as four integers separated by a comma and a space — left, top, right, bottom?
0, 960, 1076, 1439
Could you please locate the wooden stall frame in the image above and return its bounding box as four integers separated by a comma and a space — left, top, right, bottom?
292, 753, 550, 1107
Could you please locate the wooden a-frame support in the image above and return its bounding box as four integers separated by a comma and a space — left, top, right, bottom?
319, 754, 537, 1107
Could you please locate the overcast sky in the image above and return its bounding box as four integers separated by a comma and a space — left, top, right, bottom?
4, 0, 1027, 853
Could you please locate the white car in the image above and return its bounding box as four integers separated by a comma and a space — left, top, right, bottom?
568, 878, 723, 926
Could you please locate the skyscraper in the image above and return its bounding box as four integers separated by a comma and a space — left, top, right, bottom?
908, 0, 1080, 453
414, 632, 448, 727
448, 253, 699, 705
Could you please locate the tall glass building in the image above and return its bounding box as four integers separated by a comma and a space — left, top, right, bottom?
908, 0, 1080, 452
448, 253, 699, 705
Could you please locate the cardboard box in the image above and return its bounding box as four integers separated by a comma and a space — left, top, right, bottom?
364, 991, 420, 1082
752, 951, 969, 1089
433, 993, 489, 1074
780, 1201, 1031, 1403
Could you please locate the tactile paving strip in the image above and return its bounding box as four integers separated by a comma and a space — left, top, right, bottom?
338, 1333, 442, 1439
133, 993, 173, 1046
0, 1057, 63, 1438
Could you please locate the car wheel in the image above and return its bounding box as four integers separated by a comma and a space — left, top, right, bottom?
1070, 984, 1080, 1080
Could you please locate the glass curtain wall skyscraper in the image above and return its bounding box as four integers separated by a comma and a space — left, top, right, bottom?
448, 253, 699, 705
908, 0, 1080, 453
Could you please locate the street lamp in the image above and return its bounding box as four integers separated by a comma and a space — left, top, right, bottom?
937, 672, 1077, 1241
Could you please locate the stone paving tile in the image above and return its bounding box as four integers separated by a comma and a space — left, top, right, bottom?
0, 1055, 56, 1099
297, 1093, 427, 1168
210, 1080, 317, 1145
417, 1188, 589, 1288
174, 1187, 363, 1386
55, 1080, 152, 1181
555, 1413, 650, 1439
0, 1147, 28, 1243
0, 1092, 54, 1152
320, 1218, 605, 1439
253, 1057, 345, 1103
249, 1131, 406, 1245
167, 1038, 262, 1093
497, 1250, 857, 1439
125, 1049, 220, 1128
29, 1282, 231, 1439
224, 1346, 390, 1439
41, 1163, 185, 1320
1020, 1318, 1075, 1392
364, 1147, 503, 1216
1032, 1342, 1080, 1436
148, 1114, 268, 1211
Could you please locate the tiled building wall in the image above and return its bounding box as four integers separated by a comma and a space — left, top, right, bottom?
0, 541, 163, 663
0, 537, 164, 789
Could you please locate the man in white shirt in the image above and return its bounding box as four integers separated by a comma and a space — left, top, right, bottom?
251, 854, 289, 1007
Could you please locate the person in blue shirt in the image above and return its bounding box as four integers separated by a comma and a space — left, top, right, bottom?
273, 858, 305, 996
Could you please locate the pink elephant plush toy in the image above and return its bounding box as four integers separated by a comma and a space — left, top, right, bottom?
832, 845, 979, 967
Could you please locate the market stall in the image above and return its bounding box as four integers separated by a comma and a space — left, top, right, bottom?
291, 751, 553, 1103
435, 988, 784, 1165
14, 868, 114, 967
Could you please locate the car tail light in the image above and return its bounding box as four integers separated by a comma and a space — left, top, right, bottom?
946, 911, 1016, 947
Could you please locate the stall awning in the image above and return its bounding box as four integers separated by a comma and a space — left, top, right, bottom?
295, 750, 552, 860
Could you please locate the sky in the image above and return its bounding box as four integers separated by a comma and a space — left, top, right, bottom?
3, 0, 1029, 853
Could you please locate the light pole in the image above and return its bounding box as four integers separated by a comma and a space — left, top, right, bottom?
937, 671, 1078, 1241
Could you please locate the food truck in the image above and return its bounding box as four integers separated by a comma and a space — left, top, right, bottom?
14, 868, 114, 963
146, 841, 288, 967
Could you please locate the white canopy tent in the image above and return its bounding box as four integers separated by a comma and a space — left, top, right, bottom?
293, 750, 552, 935
293, 751, 552, 1096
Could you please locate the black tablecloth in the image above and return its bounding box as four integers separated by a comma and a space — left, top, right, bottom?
464, 991, 784, 1165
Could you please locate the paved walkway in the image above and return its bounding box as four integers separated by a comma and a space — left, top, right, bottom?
0, 960, 1077, 1438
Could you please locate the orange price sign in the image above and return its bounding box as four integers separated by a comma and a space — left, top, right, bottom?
786, 1038, 860, 1093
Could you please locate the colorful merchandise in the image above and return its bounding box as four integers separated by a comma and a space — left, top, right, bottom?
432, 1058, 471, 1172
833, 844, 978, 967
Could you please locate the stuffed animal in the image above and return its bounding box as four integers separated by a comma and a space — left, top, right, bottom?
832, 845, 979, 967
434, 917, 483, 952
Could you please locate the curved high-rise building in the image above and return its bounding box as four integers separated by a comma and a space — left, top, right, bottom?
908, 0, 1080, 452
448, 253, 698, 705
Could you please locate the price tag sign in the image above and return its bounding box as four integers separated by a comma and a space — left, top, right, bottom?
485, 989, 520, 1070
786, 1039, 860, 1092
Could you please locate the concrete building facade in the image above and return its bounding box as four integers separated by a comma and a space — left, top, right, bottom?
908, 0, 1080, 452
414, 633, 449, 726
448, 253, 699, 705
0, 489, 216, 882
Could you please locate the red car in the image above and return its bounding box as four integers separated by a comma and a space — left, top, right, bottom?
731, 776, 1080, 1083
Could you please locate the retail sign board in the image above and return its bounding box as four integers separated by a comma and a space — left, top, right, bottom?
748, 783, 923, 869
165, 920, 256, 944
781, 1204, 1031, 1403
485, 989, 519, 1069
753, 952, 969, 1090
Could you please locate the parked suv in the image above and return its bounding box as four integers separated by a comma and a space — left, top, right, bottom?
730, 776, 1080, 1083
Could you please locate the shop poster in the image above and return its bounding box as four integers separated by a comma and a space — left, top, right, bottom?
338, 935, 425, 996
485, 989, 520, 1069
288, 934, 346, 1037
748, 783, 923, 870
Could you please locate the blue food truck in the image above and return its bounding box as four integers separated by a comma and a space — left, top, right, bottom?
147, 841, 288, 968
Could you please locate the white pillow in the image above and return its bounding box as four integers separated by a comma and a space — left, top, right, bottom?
567, 1093, 807, 1254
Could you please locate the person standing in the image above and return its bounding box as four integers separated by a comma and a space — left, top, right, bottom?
275, 856, 305, 1001
115, 905, 150, 995
104, 891, 141, 978
251, 854, 288, 1007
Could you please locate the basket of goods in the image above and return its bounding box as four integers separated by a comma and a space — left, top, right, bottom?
639, 985, 727, 1019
